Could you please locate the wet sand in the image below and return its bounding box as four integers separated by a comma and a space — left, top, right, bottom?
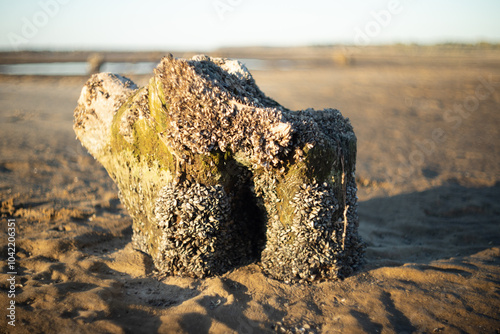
0, 46, 499, 333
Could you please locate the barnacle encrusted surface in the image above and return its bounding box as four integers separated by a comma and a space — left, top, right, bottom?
73, 55, 363, 282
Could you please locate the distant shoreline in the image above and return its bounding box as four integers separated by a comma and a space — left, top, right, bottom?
1, 43, 499, 65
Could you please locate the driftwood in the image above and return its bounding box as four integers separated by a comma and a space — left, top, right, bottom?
73, 55, 363, 282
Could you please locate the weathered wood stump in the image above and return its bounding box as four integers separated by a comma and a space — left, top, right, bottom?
73, 55, 364, 282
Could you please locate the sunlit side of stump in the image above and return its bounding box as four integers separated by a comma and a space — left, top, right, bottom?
73, 55, 364, 282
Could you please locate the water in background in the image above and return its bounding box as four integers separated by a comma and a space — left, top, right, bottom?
0, 61, 159, 76
0, 59, 294, 76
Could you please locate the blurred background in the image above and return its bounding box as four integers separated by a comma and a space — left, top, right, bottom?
0, 0, 499, 75
1, 0, 500, 50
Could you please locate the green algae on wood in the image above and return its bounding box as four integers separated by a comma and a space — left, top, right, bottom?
73, 55, 363, 282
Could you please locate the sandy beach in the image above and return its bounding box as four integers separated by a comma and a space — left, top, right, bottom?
0, 46, 499, 333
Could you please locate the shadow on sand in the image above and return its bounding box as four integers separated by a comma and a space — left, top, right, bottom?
7, 182, 499, 333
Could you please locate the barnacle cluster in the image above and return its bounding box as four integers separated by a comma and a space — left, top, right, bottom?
154, 181, 254, 278
73, 73, 138, 156
73, 55, 364, 282
154, 54, 292, 169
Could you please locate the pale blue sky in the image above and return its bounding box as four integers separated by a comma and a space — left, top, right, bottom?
1, 0, 499, 51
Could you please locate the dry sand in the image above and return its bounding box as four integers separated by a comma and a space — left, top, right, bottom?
0, 46, 499, 333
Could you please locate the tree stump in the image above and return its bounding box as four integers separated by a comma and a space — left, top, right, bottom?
73, 55, 364, 282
